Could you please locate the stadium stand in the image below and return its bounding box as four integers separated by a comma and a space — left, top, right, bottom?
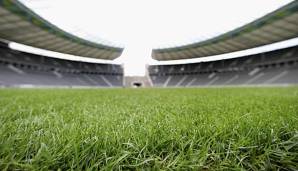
0, 41, 123, 87
149, 45, 298, 87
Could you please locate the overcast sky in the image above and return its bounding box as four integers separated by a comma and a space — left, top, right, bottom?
15, 0, 294, 76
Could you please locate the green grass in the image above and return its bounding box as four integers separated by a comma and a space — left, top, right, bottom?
0, 87, 297, 170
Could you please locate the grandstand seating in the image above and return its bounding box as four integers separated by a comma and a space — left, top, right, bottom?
149, 46, 298, 87
0, 43, 123, 87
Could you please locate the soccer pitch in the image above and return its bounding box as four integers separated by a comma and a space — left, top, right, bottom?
0, 87, 297, 170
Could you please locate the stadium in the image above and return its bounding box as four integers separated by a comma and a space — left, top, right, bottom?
0, 0, 297, 170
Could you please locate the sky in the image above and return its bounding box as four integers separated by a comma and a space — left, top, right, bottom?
14, 0, 294, 76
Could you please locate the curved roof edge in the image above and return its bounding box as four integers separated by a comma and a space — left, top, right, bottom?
0, 0, 124, 59
152, 1, 298, 60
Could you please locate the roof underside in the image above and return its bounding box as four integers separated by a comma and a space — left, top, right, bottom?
0, 0, 123, 60
152, 1, 298, 61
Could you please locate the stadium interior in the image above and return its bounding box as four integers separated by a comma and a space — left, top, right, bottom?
0, 0, 297, 88
0, 0, 298, 170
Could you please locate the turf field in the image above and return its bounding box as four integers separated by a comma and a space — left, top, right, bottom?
0, 87, 297, 170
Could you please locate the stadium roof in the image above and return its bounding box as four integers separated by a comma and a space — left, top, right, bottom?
152, 1, 298, 61
0, 0, 124, 60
